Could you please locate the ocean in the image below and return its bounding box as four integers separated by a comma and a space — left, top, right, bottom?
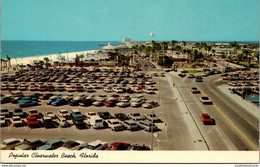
1, 41, 122, 59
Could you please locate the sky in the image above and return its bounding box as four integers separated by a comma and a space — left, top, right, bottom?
1, 0, 259, 42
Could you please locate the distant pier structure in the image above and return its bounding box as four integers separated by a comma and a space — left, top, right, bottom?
122, 37, 131, 43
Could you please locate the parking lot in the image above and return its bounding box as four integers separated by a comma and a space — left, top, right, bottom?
1, 66, 168, 150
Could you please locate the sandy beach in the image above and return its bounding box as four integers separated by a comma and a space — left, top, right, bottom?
10, 49, 97, 66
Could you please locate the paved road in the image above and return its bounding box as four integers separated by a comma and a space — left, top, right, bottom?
168, 72, 258, 151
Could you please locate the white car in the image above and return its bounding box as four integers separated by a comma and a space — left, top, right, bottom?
113, 87, 124, 93
131, 98, 144, 107
106, 119, 124, 131
117, 100, 131, 107
58, 109, 70, 119
12, 116, 25, 127
143, 88, 156, 94
200, 96, 213, 104
93, 99, 105, 106
128, 112, 144, 121
103, 87, 113, 93
58, 117, 70, 127
65, 86, 75, 92
82, 140, 108, 150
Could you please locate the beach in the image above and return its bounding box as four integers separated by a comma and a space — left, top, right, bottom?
10, 49, 97, 66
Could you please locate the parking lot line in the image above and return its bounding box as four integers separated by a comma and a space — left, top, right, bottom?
72, 126, 79, 133
56, 128, 61, 132
125, 131, 132, 135
8, 126, 11, 131
24, 127, 28, 131
90, 128, 96, 134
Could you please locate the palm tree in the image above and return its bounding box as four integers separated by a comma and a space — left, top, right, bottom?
161, 42, 168, 54
253, 51, 259, 62
187, 49, 192, 61
242, 49, 252, 65
44, 57, 50, 68
6, 55, 11, 72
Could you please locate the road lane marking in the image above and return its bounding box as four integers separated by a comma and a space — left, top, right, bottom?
224, 140, 232, 150
215, 128, 222, 136
200, 89, 258, 151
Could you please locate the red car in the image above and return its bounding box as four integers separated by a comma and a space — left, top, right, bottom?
105, 142, 130, 150
27, 117, 40, 128
104, 99, 118, 107
48, 86, 56, 91
201, 114, 214, 125
137, 85, 146, 90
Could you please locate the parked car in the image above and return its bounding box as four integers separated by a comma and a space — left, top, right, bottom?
58, 109, 71, 119
114, 113, 129, 121
86, 112, 97, 119
51, 98, 67, 106
1, 107, 11, 118
27, 117, 40, 128
97, 111, 113, 119
106, 119, 124, 131
195, 76, 203, 82
28, 109, 41, 118
1, 138, 23, 150
82, 140, 108, 150
12, 116, 25, 127
128, 112, 144, 121
57, 117, 70, 128
18, 100, 38, 108
87, 116, 104, 129
56, 140, 86, 150
144, 113, 162, 123
105, 142, 130, 150
128, 144, 150, 150
15, 139, 46, 150
37, 139, 68, 150
200, 96, 213, 104
104, 99, 118, 107
121, 120, 139, 131
1, 116, 11, 127
137, 120, 159, 132
41, 117, 57, 128
45, 112, 56, 119
117, 100, 131, 107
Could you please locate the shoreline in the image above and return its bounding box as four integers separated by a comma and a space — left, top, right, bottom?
10, 49, 98, 66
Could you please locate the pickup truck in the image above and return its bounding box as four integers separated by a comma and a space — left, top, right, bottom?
27, 117, 40, 128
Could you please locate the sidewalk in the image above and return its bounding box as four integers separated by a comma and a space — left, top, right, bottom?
217, 82, 259, 119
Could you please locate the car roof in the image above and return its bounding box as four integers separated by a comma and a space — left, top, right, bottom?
110, 142, 130, 147
3, 138, 22, 143
87, 140, 104, 146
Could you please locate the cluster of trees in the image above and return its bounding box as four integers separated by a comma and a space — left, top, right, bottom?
158, 56, 173, 68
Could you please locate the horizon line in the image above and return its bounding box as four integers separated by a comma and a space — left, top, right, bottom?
1, 39, 259, 43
